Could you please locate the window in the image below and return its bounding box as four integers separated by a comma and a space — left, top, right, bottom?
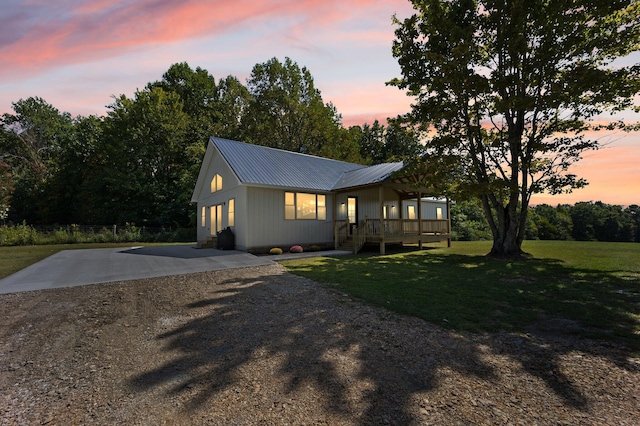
210, 204, 223, 234
228, 198, 235, 227
407, 205, 416, 220
436, 207, 443, 220
285, 192, 326, 220
201, 206, 206, 227
210, 173, 222, 193
285, 192, 295, 220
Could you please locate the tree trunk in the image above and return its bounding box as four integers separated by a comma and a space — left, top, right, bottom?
485, 199, 529, 259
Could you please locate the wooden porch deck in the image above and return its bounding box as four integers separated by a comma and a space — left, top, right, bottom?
335, 219, 451, 254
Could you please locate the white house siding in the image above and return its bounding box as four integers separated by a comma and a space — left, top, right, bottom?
335, 187, 401, 223
402, 199, 449, 219
195, 150, 241, 244
245, 186, 334, 250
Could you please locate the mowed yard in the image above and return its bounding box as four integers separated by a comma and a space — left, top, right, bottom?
282, 240, 640, 351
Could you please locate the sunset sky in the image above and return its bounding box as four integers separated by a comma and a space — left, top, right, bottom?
1, 0, 638, 206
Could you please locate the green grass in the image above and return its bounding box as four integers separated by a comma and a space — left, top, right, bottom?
0, 243, 187, 280
281, 241, 640, 350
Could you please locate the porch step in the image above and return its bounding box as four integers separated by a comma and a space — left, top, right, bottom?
198, 237, 218, 249
338, 237, 354, 251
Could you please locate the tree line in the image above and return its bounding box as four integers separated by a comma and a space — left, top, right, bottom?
452, 200, 640, 243
0, 58, 421, 227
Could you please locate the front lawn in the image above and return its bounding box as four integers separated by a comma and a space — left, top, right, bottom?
281, 241, 640, 350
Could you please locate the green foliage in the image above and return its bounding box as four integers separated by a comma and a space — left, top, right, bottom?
570, 201, 637, 242
450, 199, 491, 241
282, 241, 640, 349
352, 119, 424, 165
0, 223, 195, 246
241, 57, 364, 163
1, 60, 372, 228
0, 222, 39, 245
389, 0, 640, 257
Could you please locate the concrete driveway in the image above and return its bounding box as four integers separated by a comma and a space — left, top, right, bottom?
0, 245, 275, 295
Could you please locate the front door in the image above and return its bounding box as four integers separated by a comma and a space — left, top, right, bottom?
209, 204, 223, 236
348, 197, 358, 235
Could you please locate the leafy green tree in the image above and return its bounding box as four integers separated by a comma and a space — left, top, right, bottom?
242, 57, 353, 159
354, 120, 424, 164
46, 115, 104, 224
450, 199, 492, 240
624, 204, 640, 242
390, 0, 640, 257
148, 63, 251, 144
0, 160, 12, 222
97, 87, 190, 226
0, 97, 74, 223
531, 204, 573, 240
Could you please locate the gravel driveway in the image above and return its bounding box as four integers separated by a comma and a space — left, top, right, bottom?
1, 264, 638, 425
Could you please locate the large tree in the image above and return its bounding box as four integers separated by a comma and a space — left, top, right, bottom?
242, 57, 362, 161
0, 97, 74, 223
390, 0, 640, 257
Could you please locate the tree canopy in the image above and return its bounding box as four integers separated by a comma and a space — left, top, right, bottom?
390, 0, 640, 257
0, 59, 374, 226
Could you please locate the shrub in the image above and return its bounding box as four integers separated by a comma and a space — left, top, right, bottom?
289, 245, 303, 253
309, 244, 321, 252
269, 247, 283, 255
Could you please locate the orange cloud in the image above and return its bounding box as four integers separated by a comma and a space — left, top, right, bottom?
531, 143, 640, 206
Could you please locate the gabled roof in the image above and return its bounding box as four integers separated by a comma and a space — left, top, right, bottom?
213, 137, 365, 191
192, 137, 411, 201
332, 162, 404, 190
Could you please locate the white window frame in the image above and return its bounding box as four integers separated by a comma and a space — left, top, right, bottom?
284, 192, 326, 221
210, 173, 223, 193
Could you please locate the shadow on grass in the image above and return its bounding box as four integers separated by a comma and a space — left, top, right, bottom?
127, 253, 639, 423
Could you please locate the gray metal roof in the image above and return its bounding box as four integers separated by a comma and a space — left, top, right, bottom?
212, 137, 366, 191
332, 162, 404, 190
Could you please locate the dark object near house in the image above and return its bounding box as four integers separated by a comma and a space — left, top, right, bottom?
217, 227, 235, 250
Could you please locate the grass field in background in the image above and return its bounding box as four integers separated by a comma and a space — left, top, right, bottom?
281, 240, 640, 350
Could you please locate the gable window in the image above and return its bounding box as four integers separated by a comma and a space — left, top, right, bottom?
210, 173, 222, 193
285, 192, 326, 220
228, 198, 235, 227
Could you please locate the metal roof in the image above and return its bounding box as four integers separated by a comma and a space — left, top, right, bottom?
212, 137, 366, 191
332, 162, 404, 190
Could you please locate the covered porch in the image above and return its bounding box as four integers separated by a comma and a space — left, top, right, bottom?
333, 174, 451, 254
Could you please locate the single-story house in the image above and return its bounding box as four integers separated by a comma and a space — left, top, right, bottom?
191, 137, 451, 254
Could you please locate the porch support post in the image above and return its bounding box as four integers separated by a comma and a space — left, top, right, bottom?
379, 185, 385, 255
417, 192, 423, 250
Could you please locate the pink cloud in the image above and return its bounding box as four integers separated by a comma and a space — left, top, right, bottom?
0, 0, 413, 81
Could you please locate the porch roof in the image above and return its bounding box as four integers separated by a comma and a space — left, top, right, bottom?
332, 162, 404, 190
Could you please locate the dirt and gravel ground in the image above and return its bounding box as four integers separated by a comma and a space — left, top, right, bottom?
1, 263, 638, 425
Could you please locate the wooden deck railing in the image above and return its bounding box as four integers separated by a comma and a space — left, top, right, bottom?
352, 226, 366, 254
334, 219, 349, 249
364, 219, 449, 237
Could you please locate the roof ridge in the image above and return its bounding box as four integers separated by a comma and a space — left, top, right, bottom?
210, 137, 366, 168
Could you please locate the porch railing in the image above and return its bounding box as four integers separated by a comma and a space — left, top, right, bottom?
352, 225, 367, 254
334, 219, 349, 249
364, 219, 449, 237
